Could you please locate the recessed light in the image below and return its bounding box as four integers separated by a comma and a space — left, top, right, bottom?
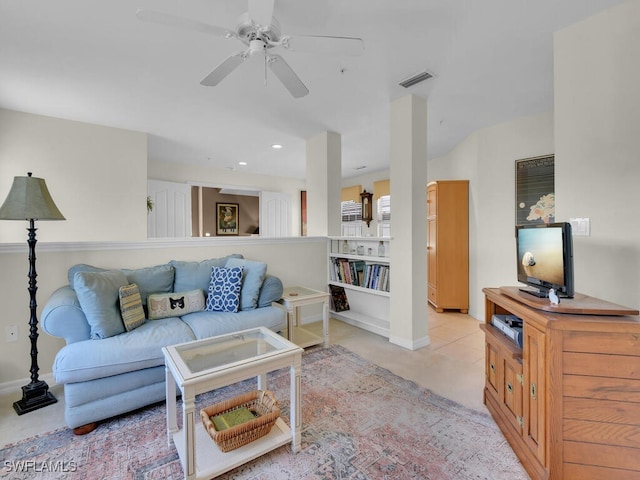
238, 161, 247, 166
271, 144, 283, 149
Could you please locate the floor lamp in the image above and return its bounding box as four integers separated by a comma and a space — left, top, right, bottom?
0, 172, 65, 415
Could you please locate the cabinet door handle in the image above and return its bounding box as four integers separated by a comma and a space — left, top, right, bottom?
490, 362, 495, 373
506, 382, 513, 394
530, 382, 537, 400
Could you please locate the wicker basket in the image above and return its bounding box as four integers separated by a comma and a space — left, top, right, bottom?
200, 390, 280, 452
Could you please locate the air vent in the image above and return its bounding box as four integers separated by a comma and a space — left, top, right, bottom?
399, 71, 433, 88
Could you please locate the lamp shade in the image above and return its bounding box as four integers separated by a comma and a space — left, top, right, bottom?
0, 173, 65, 221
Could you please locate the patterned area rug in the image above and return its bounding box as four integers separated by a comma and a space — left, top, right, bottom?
1, 345, 528, 479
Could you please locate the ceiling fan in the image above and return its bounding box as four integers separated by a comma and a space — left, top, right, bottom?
136, 0, 364, 98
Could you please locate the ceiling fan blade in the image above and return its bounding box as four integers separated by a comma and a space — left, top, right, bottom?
285, 34, 364, 56
248, 0, 275, 29
200, 52, 247, 86
135, 9, 235, 38
268, 54, 309, 98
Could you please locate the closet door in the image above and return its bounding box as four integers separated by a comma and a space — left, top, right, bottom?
260, 191, 291, 237
147, 180, 192, 238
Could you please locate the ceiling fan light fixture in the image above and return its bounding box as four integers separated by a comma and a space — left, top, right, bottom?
399, 71, 433, 88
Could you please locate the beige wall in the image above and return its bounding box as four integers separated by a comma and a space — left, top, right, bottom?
0, 108, 148, 243
554, 0, 640, 309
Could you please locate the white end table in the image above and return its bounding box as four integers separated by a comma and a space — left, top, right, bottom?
277, 286, 330, 348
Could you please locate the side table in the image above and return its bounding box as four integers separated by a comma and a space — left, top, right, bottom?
277, 286, 329, 348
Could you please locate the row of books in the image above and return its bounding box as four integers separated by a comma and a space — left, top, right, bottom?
329, 258, 390, 292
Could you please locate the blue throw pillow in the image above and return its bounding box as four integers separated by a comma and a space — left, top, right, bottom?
225, 258, 267, 311
74, 270, 129, 339
206, 266, 244, 313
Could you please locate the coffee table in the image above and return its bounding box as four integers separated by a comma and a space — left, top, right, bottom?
163, 327, 303, 480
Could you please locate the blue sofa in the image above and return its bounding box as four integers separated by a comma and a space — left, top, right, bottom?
41, 255, 286, 432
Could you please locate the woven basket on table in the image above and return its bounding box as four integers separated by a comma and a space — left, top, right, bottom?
200, 390, 280, 452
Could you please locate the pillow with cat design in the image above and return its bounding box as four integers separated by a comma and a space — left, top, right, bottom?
147, 289, 205, 320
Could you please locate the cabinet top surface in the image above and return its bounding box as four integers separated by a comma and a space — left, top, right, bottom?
483, 287, 640, 320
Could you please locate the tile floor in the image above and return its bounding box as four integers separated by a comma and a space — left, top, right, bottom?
0, 309, 487, 446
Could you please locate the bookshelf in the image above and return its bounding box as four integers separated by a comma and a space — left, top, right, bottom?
327, 237, 391, 337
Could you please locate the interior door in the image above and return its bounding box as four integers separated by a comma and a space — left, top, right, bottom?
147, 180, 192, 238
259, 191, 291, 237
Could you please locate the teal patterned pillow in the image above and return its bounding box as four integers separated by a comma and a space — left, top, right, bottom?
206, 266, 244, 312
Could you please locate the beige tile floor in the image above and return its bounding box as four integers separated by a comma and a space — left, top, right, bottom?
0, 309, 487, 446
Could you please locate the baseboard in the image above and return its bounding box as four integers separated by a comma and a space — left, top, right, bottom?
0, 373, 56, 397
389, 334, 431, 351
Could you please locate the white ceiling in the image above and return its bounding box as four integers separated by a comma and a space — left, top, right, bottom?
0, 0, 627, 179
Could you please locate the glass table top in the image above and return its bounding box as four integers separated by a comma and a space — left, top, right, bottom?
167, 328, 297, 379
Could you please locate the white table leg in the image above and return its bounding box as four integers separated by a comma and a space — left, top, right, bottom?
322, 299, 329, 347
183, 388, 196, 480
286, 306, 295, 344
165, 366, 178, 446
290, 355, 302, 453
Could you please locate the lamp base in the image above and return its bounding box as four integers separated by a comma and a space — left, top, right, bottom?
13, 380, 57, 415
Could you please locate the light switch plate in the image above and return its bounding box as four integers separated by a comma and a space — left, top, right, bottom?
569, 217, 590, 236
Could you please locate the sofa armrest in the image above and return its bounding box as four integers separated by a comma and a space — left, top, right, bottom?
41, 286, 91, 344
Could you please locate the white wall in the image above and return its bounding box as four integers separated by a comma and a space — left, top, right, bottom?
0, 108, 148, 242
554, 0, 640, 308
428, 112, 555, 319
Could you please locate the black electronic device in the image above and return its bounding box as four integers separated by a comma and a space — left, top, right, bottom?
515, 222, 574, 298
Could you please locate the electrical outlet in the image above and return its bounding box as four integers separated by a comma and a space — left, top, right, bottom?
6, 325, 18, 342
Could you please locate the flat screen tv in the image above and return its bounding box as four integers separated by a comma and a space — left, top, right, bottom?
515, 222, 574, 298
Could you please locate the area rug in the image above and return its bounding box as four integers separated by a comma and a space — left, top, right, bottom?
1, 345, 528, 479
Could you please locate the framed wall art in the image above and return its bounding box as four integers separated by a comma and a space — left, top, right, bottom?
515, 155, 555, 225
216, 203, 239, 236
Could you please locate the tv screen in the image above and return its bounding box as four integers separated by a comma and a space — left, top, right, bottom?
516, 222, 574, 298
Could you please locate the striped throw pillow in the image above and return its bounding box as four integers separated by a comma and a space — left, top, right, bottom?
118, 283, 146, 331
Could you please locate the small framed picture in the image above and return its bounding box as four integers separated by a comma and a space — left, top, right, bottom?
216, 203, 239, 236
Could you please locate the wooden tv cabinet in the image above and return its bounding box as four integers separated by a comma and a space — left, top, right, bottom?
481, 287, 640, 480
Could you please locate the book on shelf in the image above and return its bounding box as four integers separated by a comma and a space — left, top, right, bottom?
329, 258, 390, 292
329, 284, 350, 312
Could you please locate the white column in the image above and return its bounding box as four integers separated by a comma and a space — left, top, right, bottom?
389, 95, 430, 350
305, 131, 342, 237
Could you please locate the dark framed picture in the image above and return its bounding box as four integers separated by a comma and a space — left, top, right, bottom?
216, 203, 239, 236
515, 155, 555, 225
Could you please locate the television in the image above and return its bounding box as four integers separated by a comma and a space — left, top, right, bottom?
515, 222, 574, 298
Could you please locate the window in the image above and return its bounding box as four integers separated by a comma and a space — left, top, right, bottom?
341, 200, 363, 236
377, 195, 391, 237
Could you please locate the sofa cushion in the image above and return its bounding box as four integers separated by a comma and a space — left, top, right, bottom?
257, 275, 284, 308
225, 257, 267, 311
118, 284, 146, 331
68, 264, 106, 289
121, 264, 174, 306
68, 263, 174, 308
169, 254, 243, 293
206, 266, 243, 312
52, 317, 196, 383
148, 289, 205, 320
74, 270, 129, 339
181, 306, 286, 340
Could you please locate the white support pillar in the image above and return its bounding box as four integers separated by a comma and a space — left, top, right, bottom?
305, 131, 342, 237
389, 95, 430, 350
